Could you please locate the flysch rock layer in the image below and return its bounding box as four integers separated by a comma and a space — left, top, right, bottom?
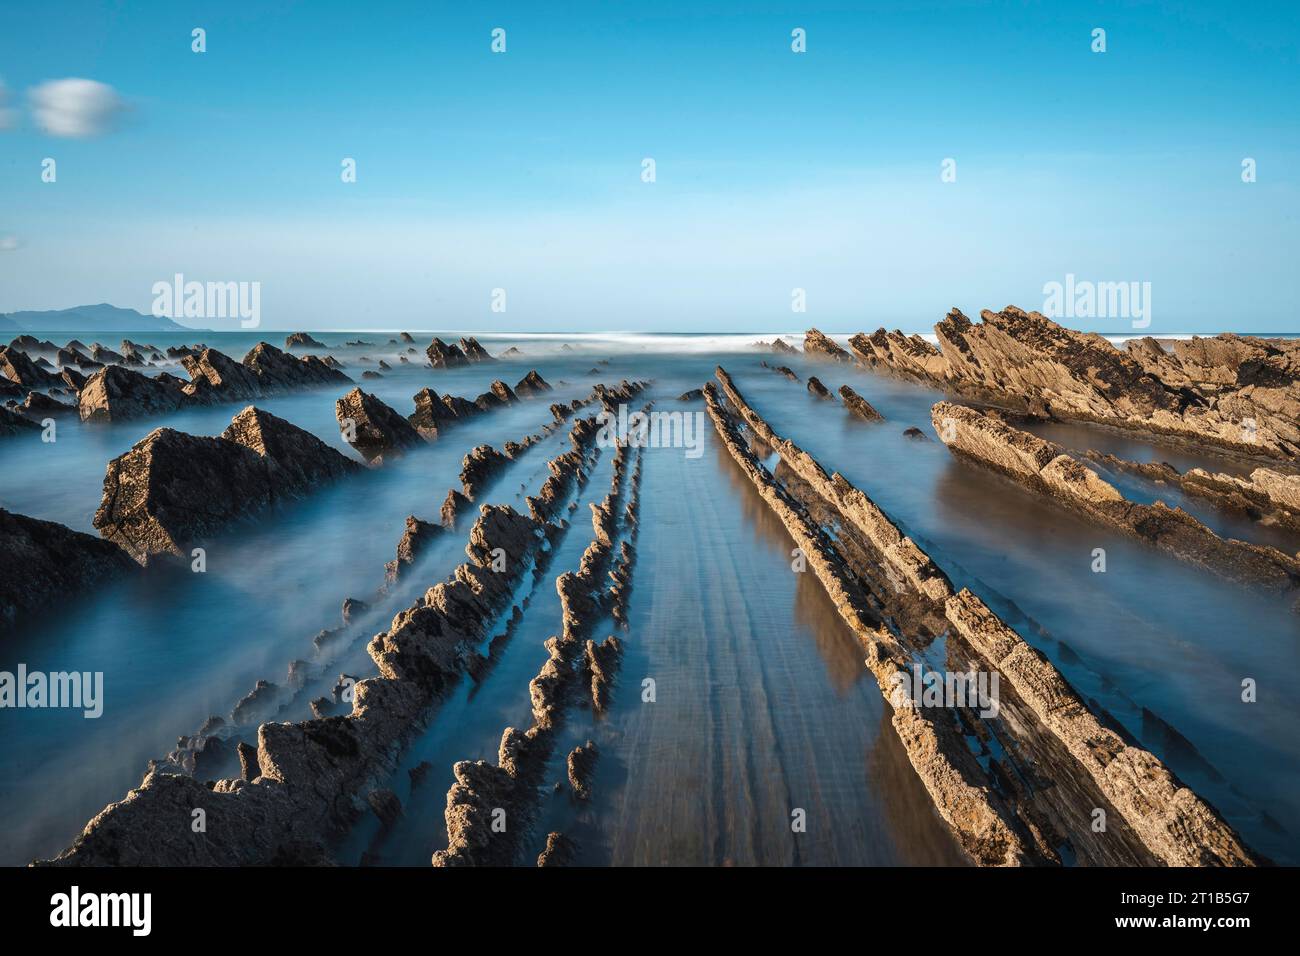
79, 343, 351, 423
1084, 451, 1300, 535
931, 401, 1300, 595
943, 591, 1254, 866
433, 434, 643, 866
1, 509, 138, 625
845, 307, 1300, 461
712, 367, 1256, 867
42, 418, 600, 866
95, 406, 361, 562
703, 381, 1028, 866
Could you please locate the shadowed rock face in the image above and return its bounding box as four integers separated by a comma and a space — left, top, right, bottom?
78, 344, 351, 423
459, 337, 495, 363
0, 345, 64, 389
335, 387, 424, 462
806, 376, 832, 399
60, 367, 88, 392
0, 406, 40, 436
182, 348, 263, 402
460, 445, 510, 500
241, 342, 351, 392
426, 337, 468, 368
803, 328, 851, 361
537, 831, 576, 866
514, 370, 552, 398
285, 332, 327, 350
95, 406, 360, 561
0, 509, 137, 625
78, 366, 189, 423
16, 392, 76, 419
385, 516, 442, 582
839, 384, 884, 421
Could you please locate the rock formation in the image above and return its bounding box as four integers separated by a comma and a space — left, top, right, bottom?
426, 338, 469, 368
335, 388, 424, 462
285, 332, 327, 350
95, 406, 361, 561
931, 401, 1300, 594
803, 328, 851, 361
1, 509, 137, 625
839, 384, 884, 421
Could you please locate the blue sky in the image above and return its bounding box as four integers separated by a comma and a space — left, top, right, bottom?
1, 0, 1297, 333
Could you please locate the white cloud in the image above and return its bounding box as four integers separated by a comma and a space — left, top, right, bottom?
29, 78, 125, 137
0, 236, 21, 252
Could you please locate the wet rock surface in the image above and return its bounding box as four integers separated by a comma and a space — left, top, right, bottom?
708, 367, 1255, 867
932, 401, 1300, 594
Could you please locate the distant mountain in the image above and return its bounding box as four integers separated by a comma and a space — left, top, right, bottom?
0, 304, 196, 333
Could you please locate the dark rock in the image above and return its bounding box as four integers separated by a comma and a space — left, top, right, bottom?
441, 488, 471, 528
78, 365, 189, 423
60, 367, 88, 392
460, 444, 510, 500
95, 406, 361, 560
677, 389, 703, 401
807, 376, 832, 399
341, 597, 368, 624
237, 741, 260, 781
840, 384, 884, 421
367, 789, 403, 826
426, 337, 468, 369
335, 387, 424, 462
231, 680, 281, 725
514, 370, 552, 398
566, 740, 598, 800
239, 342, 351, 392
385, 516, 442, 581
1, 345, 63, 388
0, 509, 136, 625
409, 761, 434, 789
537, 831, 577, 867
0, 405, 40, 436
459, 337, 495, 363
16, 391, 76, 419
285, 332, 327, 350
902, 427, 929, 441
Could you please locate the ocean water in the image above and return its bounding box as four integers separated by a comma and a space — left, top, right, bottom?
1, 330, 1296, 866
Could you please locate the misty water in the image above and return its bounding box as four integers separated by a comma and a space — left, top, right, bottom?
1, 331, 1296, 865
